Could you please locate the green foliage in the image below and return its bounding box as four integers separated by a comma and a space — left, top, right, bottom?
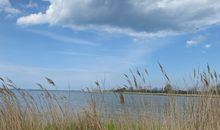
164, 83, 173, 93
104, 122, 116, 130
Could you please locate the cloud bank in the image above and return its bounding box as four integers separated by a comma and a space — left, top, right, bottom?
17, 0, 220, 37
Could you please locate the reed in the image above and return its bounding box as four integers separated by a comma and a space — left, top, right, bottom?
0, 64, 219, 130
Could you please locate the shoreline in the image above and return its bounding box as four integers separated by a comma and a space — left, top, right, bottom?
116, 91, 220, 97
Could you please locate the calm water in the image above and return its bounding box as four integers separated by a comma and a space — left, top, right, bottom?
13, 90, 192, 117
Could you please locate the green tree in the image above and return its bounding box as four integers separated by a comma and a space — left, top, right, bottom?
164, 83, 173, 93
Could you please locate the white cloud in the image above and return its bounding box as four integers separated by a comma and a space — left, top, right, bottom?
16, 0, 220, 37
0, 0, 10, 7
186, 35, 206, 47
204, 44, 211, 48
3, 6, 20, 14
0, 0, 20, 14
26, 0, 38, 8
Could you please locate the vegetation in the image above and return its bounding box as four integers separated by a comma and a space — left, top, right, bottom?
163, 83, 173, 93
0, 64, 220, 130
114, 63, 220, 96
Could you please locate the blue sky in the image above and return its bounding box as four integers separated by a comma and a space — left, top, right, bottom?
0, 0, 220, 90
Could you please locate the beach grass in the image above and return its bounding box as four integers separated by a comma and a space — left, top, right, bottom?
0, 64, 220, 130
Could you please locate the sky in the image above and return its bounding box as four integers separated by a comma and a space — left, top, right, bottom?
0, 0, 220, 90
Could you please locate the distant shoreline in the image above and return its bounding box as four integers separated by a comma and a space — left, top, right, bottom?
114, 91, 220, 97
